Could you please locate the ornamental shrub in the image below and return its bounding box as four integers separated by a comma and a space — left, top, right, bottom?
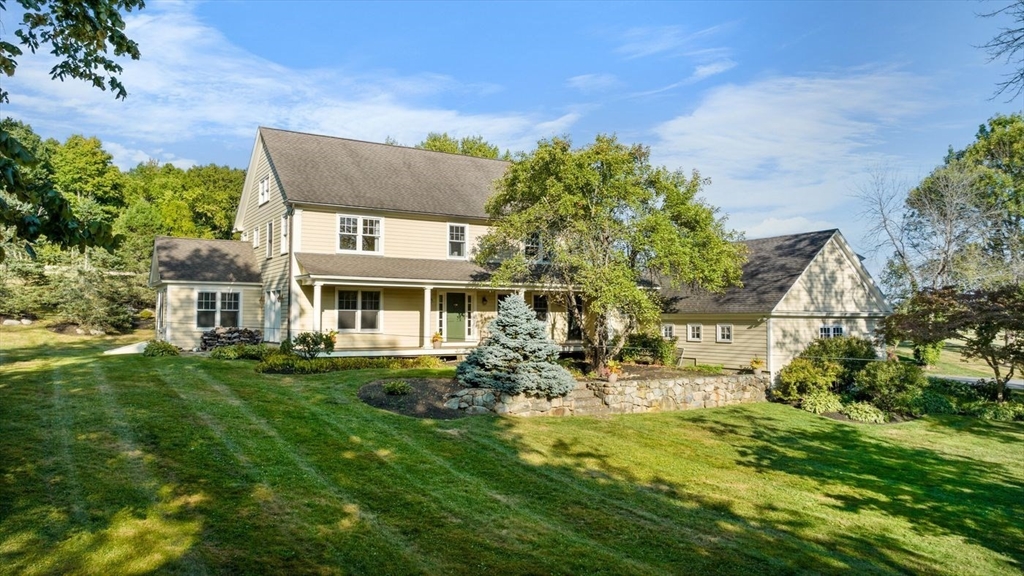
292, 331, 336, 360
912, 341, 944, 366
383, 380, 413, 395
799, 336, 878, 391
143, 340, 180, 357
959, 400, 1024, 422
619, 333, 677, 366
841, 401, 887, 423
774, 358, 842, 402
455, 295, 576, 397
906, 390, 956, 416
210, 343, 271, 361
854, 360, 926, 413
801, 390, 843, 414
255, 354, 448, 374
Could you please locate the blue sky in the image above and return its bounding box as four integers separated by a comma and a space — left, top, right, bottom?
2, 0, 1021, 274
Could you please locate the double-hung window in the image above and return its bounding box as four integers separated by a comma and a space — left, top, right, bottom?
258, 177, 269, 205
338, 215, 382, 253
661, 323, 675, 339
533, 295, 549, 322
819, 324, 844, 339
196, 291, 240, 329
448, 224, 467, 258
525, 232, 542, 259
337, 290, 381, 331
687, 324, 702, 342
266, 221, 273, 259
716, 324, 733, 343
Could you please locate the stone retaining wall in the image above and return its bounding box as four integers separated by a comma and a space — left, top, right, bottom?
447, 374, 769, 417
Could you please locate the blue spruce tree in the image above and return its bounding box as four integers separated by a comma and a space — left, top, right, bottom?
455, 294, 577, 396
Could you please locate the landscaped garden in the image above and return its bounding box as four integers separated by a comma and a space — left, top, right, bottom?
1, 323, 1023, 575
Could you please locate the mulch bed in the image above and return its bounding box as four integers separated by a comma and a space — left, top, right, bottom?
358, 378, 467, 419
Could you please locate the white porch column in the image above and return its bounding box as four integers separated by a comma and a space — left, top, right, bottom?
516, 288, 526, 298
312, 282, 323, 332
422, 286, 433, 349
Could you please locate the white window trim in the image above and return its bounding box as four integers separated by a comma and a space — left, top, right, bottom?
716, 323, 733, 344
194, 289, 242, 331
266, 221, 273, 259
337, 214, 384, 255
467, 293, 475, 338
820, 324, 844, 339
436, 291, 478, 342
447, 223, 469, 260
687, 323, 703, 342
336, 289, 384, 333
437, 293, 445, 340
280, 216, 288, 255
661, 323, 675, 339
253, 228, 259, 249
258, 176, 269, 205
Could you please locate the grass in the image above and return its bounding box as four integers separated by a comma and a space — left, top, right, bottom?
895, 339, 1001, 379
1, 323, 1022, 575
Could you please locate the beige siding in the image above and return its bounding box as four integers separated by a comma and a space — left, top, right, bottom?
241, 137, 290, 293
318, 287, 423, 349
164, 284, 262, 349
298, 206, 490, 261
775, 238, 888, 315
661, 314, 768, 370
769, 316, 881, 374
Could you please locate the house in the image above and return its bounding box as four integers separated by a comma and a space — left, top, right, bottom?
150, 127, 890, 372
150, 127, 582, 353
659, 229, 891, 375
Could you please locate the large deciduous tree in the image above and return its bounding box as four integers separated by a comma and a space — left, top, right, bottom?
879, 284, 1024, 402
478, 135, 745, 372
0, 0, 145, 261
416, 132, 503, 159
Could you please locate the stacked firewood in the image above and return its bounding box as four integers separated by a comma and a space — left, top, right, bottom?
200, 327, 263, 350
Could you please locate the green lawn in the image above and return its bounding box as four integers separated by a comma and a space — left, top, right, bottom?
895, 340, 1001, 379
1, 324, 1022, 575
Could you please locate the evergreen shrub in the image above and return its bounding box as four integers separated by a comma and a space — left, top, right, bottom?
774, 358, 842, 402
800, 336, 878, 390
455, 295, 576, 397
143, 340, 180, 357
855, 360, 926, 413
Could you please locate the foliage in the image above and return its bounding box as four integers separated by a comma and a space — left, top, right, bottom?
478, 134, 745, 372
880, 284, 1024, 401
382, 380, 413, 396
774, 358, 842, 402
605, 359, 622, 375
749, 356, 766, 371
0, 0, 145, 260
913, 341, 944, 366
841, 401, 888, 424
687, 364, 725, 375
255, 353, 444, 374
415, 132, 503, 159
854, 360, 927, 413
619, 332, 676, 365
959, 399, 1024, 422
801, 390, 843, 415
51, 267, 146, 333
142, 340, 179, 357
906, 390, 957, 417
455, 295, 576, 397
800, 336, 879, 391
292, 331, 336, 360
209, 343, 271, 361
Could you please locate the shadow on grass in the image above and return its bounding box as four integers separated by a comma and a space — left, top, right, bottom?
1, 350, 1022, 574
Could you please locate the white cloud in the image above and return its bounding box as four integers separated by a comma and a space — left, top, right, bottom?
104, 141, 197, 171
566, 73, 620, 93
631, 59, 737, 97
2, 3, 575, 159
651, 69, 931, 229
743, 216, 837, 239
616, 24, 728, 60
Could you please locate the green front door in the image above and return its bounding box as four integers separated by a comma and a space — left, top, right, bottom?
445, 292, 466, 342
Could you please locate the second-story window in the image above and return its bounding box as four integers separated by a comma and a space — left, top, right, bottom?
525, 232, 542, 259
258, 177, 269, 205
449, 224, 467, 258
338, 215, 382, 253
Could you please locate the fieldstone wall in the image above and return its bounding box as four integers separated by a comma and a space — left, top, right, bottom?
447, 374, 769, 417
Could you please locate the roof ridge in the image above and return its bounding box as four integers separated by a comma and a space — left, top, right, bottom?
258, 126, 510, 164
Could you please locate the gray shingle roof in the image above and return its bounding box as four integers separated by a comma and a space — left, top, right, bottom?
295, 253, 493, 283
152, 236, 262, 284
260, 127, 509, 219
662, 229, 838, 314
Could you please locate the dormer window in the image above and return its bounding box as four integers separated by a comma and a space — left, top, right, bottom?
338, 215, 382, 254
258, 177, 269, 205
449, 224, 467, 258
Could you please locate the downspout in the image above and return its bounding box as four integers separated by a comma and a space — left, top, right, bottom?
766, 317, 774, 379
286, 204, 293, 341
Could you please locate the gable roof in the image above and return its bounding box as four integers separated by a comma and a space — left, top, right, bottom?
662, 229, 838, 314
151, 236, 262, 284
258, 127, 509, 219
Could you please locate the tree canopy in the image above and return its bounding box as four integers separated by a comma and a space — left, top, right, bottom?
477, 134, 745, 371
0, 0, 145, 261
979, 0, 1024, 101
415, 132, 504, 159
